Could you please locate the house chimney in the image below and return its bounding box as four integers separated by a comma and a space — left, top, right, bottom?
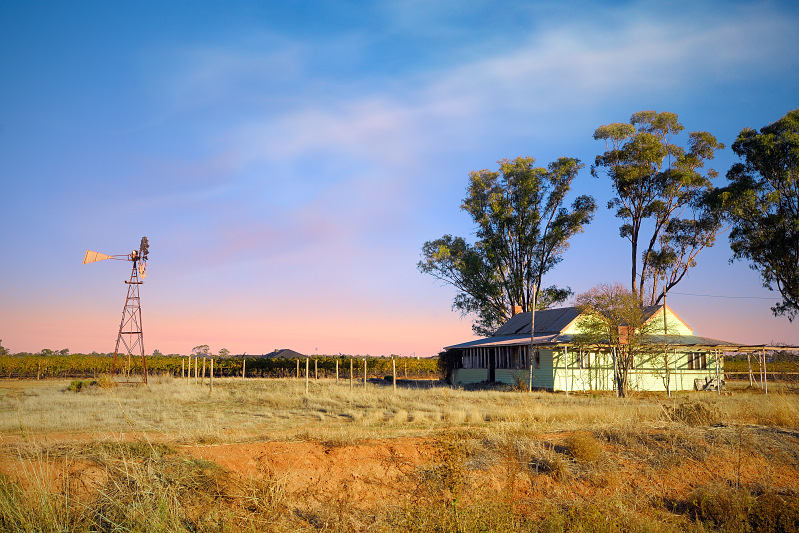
512, 305, 523, 316
618, 326, 629, 345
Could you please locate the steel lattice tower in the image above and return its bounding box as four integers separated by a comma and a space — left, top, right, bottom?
113, 258, 148, 384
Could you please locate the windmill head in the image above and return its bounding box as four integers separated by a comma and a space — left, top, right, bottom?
140, 236, 149, 261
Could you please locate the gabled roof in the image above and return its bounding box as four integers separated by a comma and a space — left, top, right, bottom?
493, 307, 582, 336
492, 304, 693, 337
444, 304, 797, 352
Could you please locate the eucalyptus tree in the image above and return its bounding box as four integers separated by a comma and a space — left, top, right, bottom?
191, 344, 210, 357
419, 156, 596, 336
722, 109, 799, 320
592, 111, 725, 305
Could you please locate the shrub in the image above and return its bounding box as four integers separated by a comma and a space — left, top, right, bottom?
750, 491, 799, 532
666, 400, 722, 426
67, 379, 88, 392
687, 483, 752, 532
567, 432, 603, 463
96, 374, 117, 389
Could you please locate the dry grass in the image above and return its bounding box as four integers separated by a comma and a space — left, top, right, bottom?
2, 378, 799, 531
2, 377, 799, 446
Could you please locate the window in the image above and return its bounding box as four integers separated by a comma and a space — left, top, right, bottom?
687, 352, 707, 370
534, 350, 541, 369
578, 351, 591, 369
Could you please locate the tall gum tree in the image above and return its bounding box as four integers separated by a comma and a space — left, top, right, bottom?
419, 156, 596, 336
592, 111, 725, 305
721, 109, 799, 320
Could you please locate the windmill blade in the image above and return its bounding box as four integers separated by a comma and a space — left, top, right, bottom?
83, 250, 114, 264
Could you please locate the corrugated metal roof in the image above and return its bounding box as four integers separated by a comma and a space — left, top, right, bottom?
445, 334, 567, 350
445, 333, 768, 351
642, 335, 742, 347
493, 307, 582, 336
444, 305, 799, 353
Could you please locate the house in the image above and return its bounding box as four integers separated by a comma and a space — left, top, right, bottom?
444, 305, 760, 392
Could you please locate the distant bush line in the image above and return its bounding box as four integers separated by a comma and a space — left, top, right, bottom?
0, 354, 439, 380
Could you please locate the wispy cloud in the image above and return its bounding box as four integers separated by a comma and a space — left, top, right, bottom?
145, 0, 798, 281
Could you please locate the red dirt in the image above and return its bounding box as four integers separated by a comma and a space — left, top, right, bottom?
2, 429, 798, 509
182, 438, 435, 505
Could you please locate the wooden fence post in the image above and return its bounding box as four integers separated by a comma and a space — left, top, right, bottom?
392, 357, 396, 391
296, 359, 300, 379
181, 358, 184, 379
242, 359, 246, 381
336, 359, 339, 384
350, 358, 353, 391
210, 358, 214, 394
363, 359, 367, 388
305, 357, 309, 394
201, 357, 206, 385
194, 357, 198, 385
315, 359, 318, 380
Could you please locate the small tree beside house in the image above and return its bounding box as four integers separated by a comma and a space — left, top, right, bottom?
572, 283, 660, 397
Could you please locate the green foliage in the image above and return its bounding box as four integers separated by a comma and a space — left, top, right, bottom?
721, 108, 799, 321
437, 349, 461, 383
0, 353, 438, 379
592, 110, 725, 305
419, 156, 596, 335
67, 379, 91, 392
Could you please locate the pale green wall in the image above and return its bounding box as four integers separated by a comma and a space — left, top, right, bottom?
562, 306, 693, 336
452, 345, 724, 392
645, 307, 694, 335
549, 348, 722, 392
451, 368, 488, 385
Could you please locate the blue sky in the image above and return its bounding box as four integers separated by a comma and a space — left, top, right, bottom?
1, 0, 798, 356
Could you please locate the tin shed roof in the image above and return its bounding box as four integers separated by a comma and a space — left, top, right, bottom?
493, 307, 582, 336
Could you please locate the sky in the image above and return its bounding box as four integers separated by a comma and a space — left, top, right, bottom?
1, 0, 798, 357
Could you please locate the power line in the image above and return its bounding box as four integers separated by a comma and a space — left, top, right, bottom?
669, 291, 774, 300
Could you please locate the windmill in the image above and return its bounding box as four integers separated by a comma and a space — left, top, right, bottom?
83, 237, 150, 384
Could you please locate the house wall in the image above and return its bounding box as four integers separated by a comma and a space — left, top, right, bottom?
550, 348, 722, 392
646, 309, 694, 335
560, 307, 693, 336
451, 368, 489, 384
452, 346, 724, 392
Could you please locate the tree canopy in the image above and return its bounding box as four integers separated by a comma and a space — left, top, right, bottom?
592, 111, 725, 305
419, 156, 596, 336
191, 345, 210, 356
721, 109, 799, 320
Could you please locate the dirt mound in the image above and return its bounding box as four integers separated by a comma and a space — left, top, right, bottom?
182, 438, 435, 505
